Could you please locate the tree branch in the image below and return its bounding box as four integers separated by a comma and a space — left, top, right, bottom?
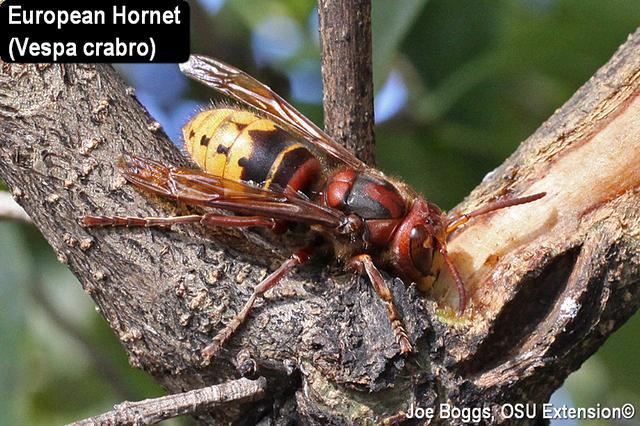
436, 28, 640, 410
69, 377, 266, 426
318, 0, 376, 165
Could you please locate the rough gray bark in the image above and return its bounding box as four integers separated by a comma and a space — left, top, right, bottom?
0, 25, 638, 426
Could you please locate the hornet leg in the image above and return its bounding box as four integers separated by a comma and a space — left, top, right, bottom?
81, 213, 276, 229
202, 248, 311, 362
348, 254, 412, 354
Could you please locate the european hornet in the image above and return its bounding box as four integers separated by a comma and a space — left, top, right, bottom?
82, 55, 545, 360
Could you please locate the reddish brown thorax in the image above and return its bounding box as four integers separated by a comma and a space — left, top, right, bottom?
325, 169, 407, 247
324, 170, 446, 290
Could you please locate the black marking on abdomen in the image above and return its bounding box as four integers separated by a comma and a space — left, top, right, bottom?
217, 144, 230, 155
269, 147, 317, 191
200, 135, 210, 146
239, 128, 292, 184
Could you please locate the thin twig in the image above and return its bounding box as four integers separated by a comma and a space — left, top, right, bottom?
69, 377, 267, 426
318, 0, 376, 165
0, 191, 31, 223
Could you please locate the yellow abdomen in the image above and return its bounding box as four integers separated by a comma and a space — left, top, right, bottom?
182, 108, 321, 192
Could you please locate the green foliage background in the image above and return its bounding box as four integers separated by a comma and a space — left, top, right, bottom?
0, 0, 638, 424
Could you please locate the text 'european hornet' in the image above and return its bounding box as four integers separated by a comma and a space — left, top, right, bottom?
82, 55, 545, 360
